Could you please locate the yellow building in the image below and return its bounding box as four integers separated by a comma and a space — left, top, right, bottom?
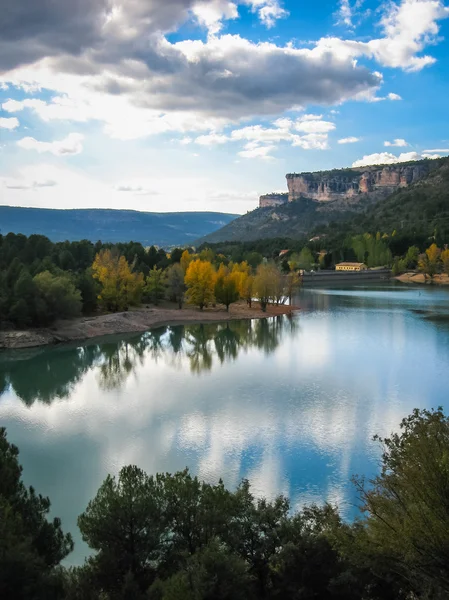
336, 262, 368, 272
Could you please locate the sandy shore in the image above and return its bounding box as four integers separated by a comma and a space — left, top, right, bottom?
0, 301, 299, 350
396, 272, 449, 285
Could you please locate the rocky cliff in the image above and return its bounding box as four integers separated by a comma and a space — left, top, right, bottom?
259, 193, 289, 208
285, 162, 437, 203
259, 160, 440, 207
200, 157, 449, 245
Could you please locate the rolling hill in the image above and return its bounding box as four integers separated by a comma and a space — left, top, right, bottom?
0, 207, 238, 247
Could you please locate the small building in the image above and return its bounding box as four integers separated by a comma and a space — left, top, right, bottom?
336, 262, 368, 272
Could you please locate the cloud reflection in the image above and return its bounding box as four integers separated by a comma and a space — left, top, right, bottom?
1, 287, 449, 565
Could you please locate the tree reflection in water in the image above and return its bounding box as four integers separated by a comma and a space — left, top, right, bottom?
0, 316, 294, 404
1, 344, 102, 405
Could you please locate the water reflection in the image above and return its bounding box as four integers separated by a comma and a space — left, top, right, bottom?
0, 285, 448, 566
1, 345, 102, 405
0, 317, 290, 404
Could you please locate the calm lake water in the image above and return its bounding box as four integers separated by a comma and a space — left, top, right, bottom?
1, 283, 449, 565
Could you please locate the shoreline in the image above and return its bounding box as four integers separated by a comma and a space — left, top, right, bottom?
0, 301, 299, 350
395, 272, 449, 285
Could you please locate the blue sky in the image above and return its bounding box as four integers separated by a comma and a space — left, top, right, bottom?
0, 0, 448, 214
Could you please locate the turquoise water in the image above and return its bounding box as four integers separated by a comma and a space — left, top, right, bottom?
1, 283, 449, 564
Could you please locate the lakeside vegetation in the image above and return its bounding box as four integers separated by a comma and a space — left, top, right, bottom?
1, 229, 448, 334
2, 407, 449, 599
0, 233, 301, 332
202, 234, 449, 279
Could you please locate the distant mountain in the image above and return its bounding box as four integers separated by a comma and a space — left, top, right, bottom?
198, 157, 449, 244
0, 207, 239, 247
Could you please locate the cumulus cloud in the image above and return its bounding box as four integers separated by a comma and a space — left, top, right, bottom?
0, 0, 447, 143
338, 136, 360, 144
195, 133, 229, 145
316, 0, 449, 72
192, 114, 336, 156
238, 142, 276, 160
352, 150, 443, 167
423, 147, 449, 153
16, 133, 84, 155
388, 92, 402, 101
384, 138, 408, 147
0, 116, 19, 129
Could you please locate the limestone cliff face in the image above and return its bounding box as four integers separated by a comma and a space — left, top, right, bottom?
284, 162, 436, 203
259, 193, 289, 208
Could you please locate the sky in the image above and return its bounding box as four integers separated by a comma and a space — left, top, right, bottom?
0, 0, 448, 215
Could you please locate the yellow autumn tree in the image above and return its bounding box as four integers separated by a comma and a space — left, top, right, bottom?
180, 250, 193, 273
214, 264, 239, 312
441, 248, 449, 276
184, 259, 216, 310
241, 273, 254, 308
418, 243, 441, 278
229, 261, 251, 296
92, 249, 144, 312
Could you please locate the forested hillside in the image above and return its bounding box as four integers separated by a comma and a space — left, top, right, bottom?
0, 207, 238, 247
199, 158, 449, 245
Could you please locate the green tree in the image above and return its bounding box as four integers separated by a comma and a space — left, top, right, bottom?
166, 264, 186, 309
34, 271, 82, 323
404, 245, 420, 269
145, 266, 167, 305
78, 465, 164, 597
0, 427, 73, 599
354, 408, 449, 595
149, 540, 253, 600
289, 247, 314, 271
441, 248, 449, 275
8, 298, 30, 328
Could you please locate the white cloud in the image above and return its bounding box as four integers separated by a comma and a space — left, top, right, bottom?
292, 133, 330, 150
16, 133, 84, 156
0, 116, 19, 130
238, 143, 276, 159
384, 138, 409, 147
352, 150, 443, 167
244, 0, 289, 28
337, 0, 359, 27
294, 119, 336, 134
192, 0, 239, 35
316, 0, 449, 72
1, 0, 443, 146
3, 176, 57, 190
338, 136, 360, 144
195, 132, 229, 145
423, 148, 449, 153
388, 92, 402, 100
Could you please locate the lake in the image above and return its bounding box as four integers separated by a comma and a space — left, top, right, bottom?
1, 283, 449, 565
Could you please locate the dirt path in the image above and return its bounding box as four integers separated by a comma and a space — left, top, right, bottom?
0, 302, 299, 350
